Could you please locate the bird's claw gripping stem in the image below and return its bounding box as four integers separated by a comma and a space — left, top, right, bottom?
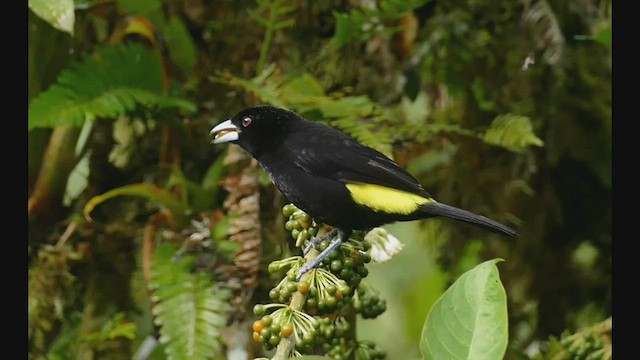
297, 229, 351, 281
302, 229, 338, 255
297, 237, 344, 281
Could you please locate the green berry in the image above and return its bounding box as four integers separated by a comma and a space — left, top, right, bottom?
253, 304, 266, 316
357, 266, 369, 277
286, 281, 298, 293
306, 298, 317, 308
282, 204, 296, 217
343, 257, 354, 268
319, 240, 330, 251
326, 284, 337, 295
269, 334, 280, 345
269, 289, 280, 300
325, 295, 337, 307
339, 283, 351, 296
262, 315, 273, 326
330, 260, 343, 272
269, 323, 281, 334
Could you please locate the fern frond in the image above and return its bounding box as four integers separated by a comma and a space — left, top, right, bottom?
209, 70, 287, 108
317, 97, 393, 156
29, 43, 196, 130
483, 114, 544, 153
213, 70, 395, 156
150, 244, 231, 360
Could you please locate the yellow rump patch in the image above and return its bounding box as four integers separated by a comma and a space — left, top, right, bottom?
345, 183, 433, 215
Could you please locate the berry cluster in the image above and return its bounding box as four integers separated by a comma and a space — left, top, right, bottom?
353, 283, 387, 319
252, 304, 319, 352
282, 204, 319, 247
250, 204, 389, 358
560, 329, 607, 360
314, 237, 371, 289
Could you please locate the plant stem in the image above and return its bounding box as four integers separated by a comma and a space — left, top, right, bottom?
28, 126, 81, 218
256, 1, 280, 76
272, 248, 318, 360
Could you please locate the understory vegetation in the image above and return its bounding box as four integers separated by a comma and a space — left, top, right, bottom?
28, 0, 611, 359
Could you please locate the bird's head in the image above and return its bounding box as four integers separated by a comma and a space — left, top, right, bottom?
210, 106, 300, 157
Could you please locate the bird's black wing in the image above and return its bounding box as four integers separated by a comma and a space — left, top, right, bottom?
284, 121, 432, 199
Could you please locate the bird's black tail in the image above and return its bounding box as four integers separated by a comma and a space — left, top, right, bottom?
421, 201, 517, 237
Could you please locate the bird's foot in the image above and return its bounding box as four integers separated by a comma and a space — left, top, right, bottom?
297, 236, 343, 281
302, 229, 338, 256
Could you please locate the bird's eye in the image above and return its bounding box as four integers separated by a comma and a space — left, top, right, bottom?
242, 117, 253, 127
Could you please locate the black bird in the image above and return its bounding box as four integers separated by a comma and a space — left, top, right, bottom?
210, 106, 517, 278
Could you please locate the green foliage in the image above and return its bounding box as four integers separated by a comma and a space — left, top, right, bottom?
212, 71, 394, 156
28, 43, 196, 130
421, 259, 508, 360
64, 151, 90, 206
29, 244, 82, 355
483, 114, 544, 153
115, 0, 162, 16
332, 0, 431, 47
163, 16, 198, 76
83, 183, 189, 224
535, 317, 611, 360
28, 0, 75, 35
150, 244, 232, 360
80, 312, 137, 345
248, 0, 297, 75
28, 1, 611, 359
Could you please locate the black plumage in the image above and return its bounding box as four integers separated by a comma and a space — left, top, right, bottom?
210, 106, 517, 277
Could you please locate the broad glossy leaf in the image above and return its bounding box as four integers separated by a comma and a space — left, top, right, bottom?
29, 0, 74, 35
420, 259, 508, 360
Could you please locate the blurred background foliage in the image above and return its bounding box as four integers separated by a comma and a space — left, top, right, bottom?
28, 0, 611, 359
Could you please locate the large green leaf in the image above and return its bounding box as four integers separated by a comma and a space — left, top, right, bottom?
28, 0, 75, 35
420, 259, 508, 360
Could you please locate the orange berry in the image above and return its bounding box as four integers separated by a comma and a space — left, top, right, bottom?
252, 320, 265, 333
281, 324, 294, 337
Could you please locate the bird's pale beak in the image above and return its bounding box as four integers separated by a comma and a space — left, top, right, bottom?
210, 119, 240, 144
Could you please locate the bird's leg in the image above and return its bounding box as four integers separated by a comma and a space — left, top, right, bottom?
297, 229, 351, 281
302, 228, 338, 255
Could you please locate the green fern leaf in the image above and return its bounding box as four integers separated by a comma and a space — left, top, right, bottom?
150, 244, 231, 360
29, 43, 196, 130
318, 97, 393, 156
484, 114, 544, 153
209, 70, 287, 108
